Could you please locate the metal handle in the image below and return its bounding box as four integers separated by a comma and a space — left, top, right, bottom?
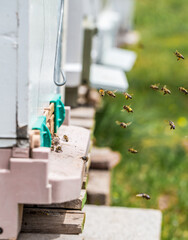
54, 0, 66, 87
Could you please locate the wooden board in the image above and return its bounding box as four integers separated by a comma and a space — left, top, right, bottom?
21, 208, 85, 234
19, 234, 83, 240
87, 170, 111, 205
26, 190, 87, 211
82, 173, 88, 190
90, 147, 121, 170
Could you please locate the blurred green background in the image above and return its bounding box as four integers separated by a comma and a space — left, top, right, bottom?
94, 0, 188, 239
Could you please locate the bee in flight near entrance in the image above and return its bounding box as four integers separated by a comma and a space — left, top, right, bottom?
122, 105, 134, 113
161, 85, 171, 95
116, 121, 132, 129
123, 92, 133, 100
169, 121, 175, 130
174, 50, 184, 61
136, 193, 151, 200
99, 88, 105, 97
106, 90, 117, 98
179, 87, 188, 95
128, 148, 138, 154
150, 83, 160, 90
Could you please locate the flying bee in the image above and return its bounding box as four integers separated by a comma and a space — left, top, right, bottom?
63, 135, 69, 142
136, 193, 151, 200
99, 88, 105, 97
150, 83, 160, 90
174, 50, 184, 61
55, 145, 63, 153
122, 105, 133, 113
128, 148, 138, 154
116, 121, 132, 129
179, 87, 188, 95
161, 85, 171, 95
81, 156, 89, 163
106, 90, 117, 98
169, 120, 175, 130
123, 92, 133, 100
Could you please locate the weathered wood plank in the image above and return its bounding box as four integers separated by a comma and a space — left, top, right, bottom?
82, 174, 88, 190
26, 190, 87, 210
21, 208, 85, 234
71, 118, 95, 130
19, 233, 83, 240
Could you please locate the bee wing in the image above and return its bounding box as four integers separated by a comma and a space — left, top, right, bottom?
113, 90, 117, 93
126, 122, 132, 126
136, 194, 143, 198
116, 121, 121, 125
121, 109, 126, 112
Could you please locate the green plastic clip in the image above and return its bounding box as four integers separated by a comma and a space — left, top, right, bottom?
32, 116, 51, 147
50, 94, 65, 133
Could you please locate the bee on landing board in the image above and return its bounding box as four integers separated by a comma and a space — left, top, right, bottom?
179, 87, 188, 95
106, 90, 117, 98
136, 193, 151, 200
169, 121, 175, 130
63, 135, 69, 142
99, 89, 105, 97
123, 92, 133, 100
81, 156, 89, 163
174, 50, 184, 61
128, 148, 138, 154
116, 121, 132, 129
161, 85, 171, 95
122, 105, 134, 113
55, 145, 63, 153
150, 84, 160, 90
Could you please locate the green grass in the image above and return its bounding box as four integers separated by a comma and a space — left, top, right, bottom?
94, 0, 188, 239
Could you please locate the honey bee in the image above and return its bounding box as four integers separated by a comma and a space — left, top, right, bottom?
123, 92, 133, 100
53, 137, 60, 146
179, 87, 188, 95
55, 145, 63, 153
81, 156, 89, 162
161, 85, 171, 95
99, 88, 105, 97
136, 193, 151, 200
122, 105, 133, 113
116, 121, 132, 129
169, 121, 175, 130
63, 135, 69, 142
128, 148, 138, 154
106, 90, 117, 98
150, 84, 160, 90
51, 145, 54, 151
174, 50, 184, 61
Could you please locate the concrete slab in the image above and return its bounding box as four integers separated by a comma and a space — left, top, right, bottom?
81, 205, 162, 240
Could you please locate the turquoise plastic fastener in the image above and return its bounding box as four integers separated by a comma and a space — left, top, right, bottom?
50, 94, 65, 133
32, 116, 51, 147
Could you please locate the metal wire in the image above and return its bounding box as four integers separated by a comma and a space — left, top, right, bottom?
53, 0, 67, 86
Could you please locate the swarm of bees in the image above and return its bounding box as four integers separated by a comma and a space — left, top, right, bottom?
97, 49, 186, 201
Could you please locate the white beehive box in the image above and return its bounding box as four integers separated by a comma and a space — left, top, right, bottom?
0, 0, 65, 147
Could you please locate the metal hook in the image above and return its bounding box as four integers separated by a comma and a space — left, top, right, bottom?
53, 0, 66, 87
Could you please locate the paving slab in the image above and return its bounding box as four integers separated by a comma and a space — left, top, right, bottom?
81, 205, 162, 240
